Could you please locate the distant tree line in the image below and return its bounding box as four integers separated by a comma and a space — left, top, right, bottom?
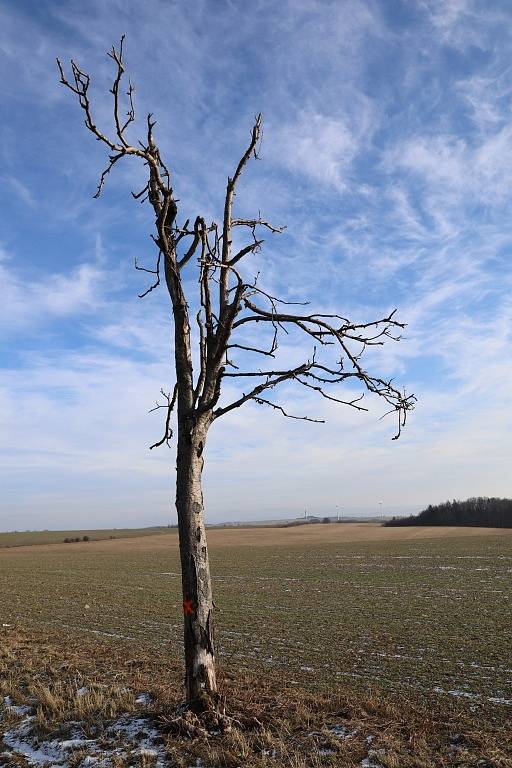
385, 497, 512, 528
63, 535, 118, 543
64, 536, 90, 543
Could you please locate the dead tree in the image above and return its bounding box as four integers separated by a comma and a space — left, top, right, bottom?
57, 38, 415, 708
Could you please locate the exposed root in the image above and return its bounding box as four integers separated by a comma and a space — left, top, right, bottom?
161, 694, 263, 739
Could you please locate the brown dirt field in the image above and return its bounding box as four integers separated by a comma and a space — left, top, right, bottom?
1, 521, 511, 557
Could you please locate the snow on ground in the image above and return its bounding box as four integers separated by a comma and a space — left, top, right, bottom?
486, 696, 512, 705
0, 696, 169, 767
433, 686, 512, 704
3, 716, 68, 766
135, 692, 153, 705
1, 704, 382, 768
308, 724, 383, 765
361, 751, 386, 768
3, 696, 32, 716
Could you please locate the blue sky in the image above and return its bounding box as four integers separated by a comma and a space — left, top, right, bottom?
1, 0, 511, 530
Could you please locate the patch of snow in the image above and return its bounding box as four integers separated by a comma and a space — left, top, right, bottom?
361, 748, 386, 767
108, 714, 159, 740
90, 629, 134, 640
434, 686, 480, 699
447, 689, 479, 699
60, 738, 96, 750
76, 686, 88, 697
300, 666, 314, 672
329, 724, 358, 738
3, 720, 66, 765
488, 696, 512, 705
7, 703, 33, 716
1, 710, 169, 767
138, 747, 159, 757
136, 692, 153, 705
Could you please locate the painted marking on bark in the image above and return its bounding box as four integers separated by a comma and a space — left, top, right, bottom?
183, 598, 194, 615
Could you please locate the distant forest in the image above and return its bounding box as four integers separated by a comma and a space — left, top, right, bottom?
385, 497, 512, 528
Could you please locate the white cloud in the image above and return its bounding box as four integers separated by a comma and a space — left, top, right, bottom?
1, 260, 106, 329
2, 176, 36, 208
269, 112, 360, 190
419, 0, 500, 50
456, 72, 512, 130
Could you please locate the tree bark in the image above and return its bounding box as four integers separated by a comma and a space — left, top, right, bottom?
175, 412, 217, 705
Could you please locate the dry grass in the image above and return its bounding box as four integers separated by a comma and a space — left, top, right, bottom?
0, 625, 510, 767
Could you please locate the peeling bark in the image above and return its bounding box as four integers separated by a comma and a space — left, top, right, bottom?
176, 414, 216, 702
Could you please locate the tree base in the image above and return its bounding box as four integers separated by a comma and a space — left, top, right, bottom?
166, 696, 228, 738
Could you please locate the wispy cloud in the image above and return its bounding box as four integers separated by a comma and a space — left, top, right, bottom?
269, 109, 373, 190
1, 258, 106, 329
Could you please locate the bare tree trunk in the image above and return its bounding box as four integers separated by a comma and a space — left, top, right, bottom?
176, 412, 217, 705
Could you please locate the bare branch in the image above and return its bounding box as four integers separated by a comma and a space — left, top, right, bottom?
229, 239, 264, 266
178, 216, 203, 270
57, 46, 170, 210
136, 252, 161, 298
193, 310, 208, 404
232, 216, 285, 234
222, 368, 307, 378
131, 182, 149, 200
57, 57, 120, 152
227, 342, 276, 358
297, 377, 367, 411
107, 36, 131, 147
94, 152, 124, 198
213, 363, 310, 419
149, 384, 178, 449
253, 397, 324, 423
175, 218, 191, 246
219, 115, 262, 313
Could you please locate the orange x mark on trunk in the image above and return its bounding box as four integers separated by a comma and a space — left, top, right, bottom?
183, 598, 194, 615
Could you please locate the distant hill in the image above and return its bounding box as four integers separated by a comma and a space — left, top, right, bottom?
384, 497, 512, 528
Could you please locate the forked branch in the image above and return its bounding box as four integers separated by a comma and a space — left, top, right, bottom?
149, 385, 178, 450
